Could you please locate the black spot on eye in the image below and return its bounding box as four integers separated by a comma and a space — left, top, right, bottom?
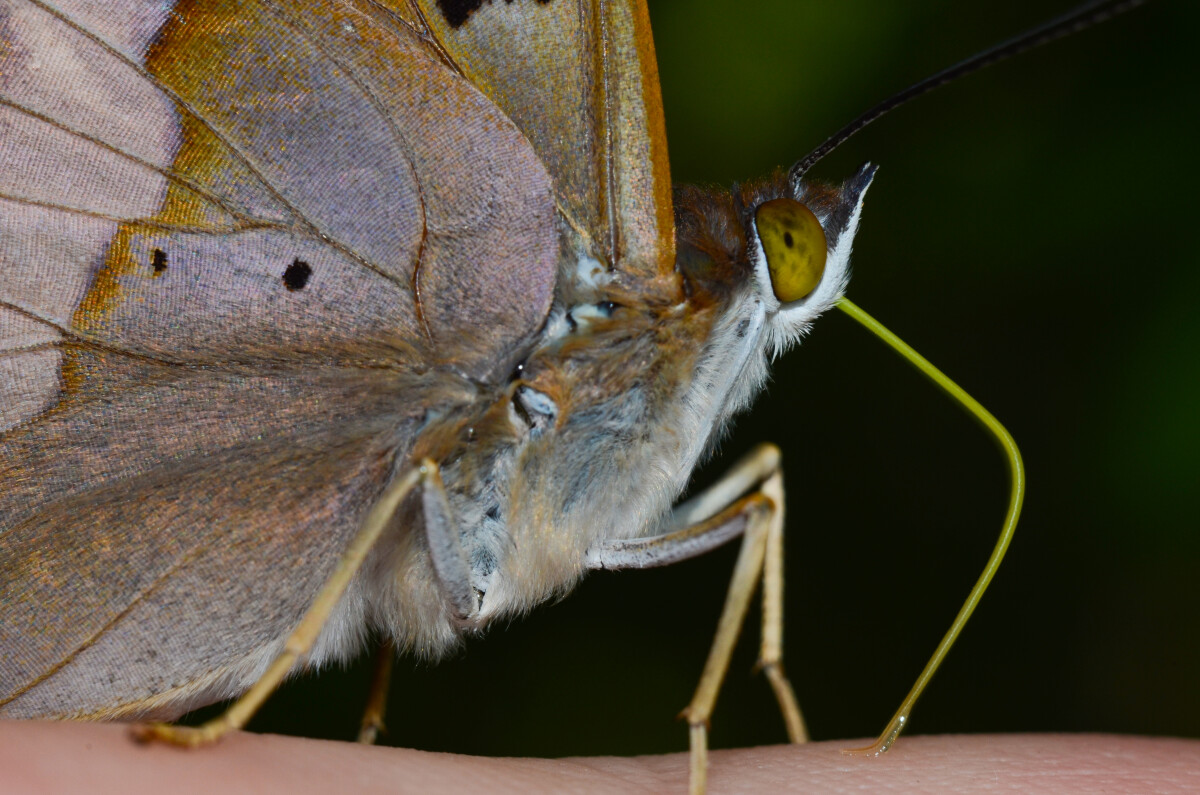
598, 301, 619, 317
438, 0, 553, 28
510, 361, 526, 382
282, 258, 312, 291
784, 231, 794, 248
151, 248, 168, 274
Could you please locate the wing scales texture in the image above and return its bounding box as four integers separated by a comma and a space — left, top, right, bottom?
0, 0, 556, 717
403, 0, 675, 280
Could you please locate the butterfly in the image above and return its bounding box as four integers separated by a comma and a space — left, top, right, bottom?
0, 0, 1183, 787
247, 0, 1195, 756
1, 0, 838, 755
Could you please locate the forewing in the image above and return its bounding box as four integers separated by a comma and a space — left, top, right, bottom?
0, 0, 555, 717
399, 0, 675, 280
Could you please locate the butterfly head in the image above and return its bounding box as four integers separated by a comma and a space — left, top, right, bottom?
675, 162, 876, 358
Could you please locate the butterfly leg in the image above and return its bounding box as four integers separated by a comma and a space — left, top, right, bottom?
587, 443, 804, 795
134, 461, 435, 748
357, 639, 395, 744
353, 462, 479, 745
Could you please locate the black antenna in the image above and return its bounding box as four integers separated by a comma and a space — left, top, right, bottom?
790, 0, 1149, 181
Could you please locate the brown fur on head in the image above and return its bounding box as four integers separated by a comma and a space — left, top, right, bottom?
675, 169, 832, 300
673, 168, 859, 308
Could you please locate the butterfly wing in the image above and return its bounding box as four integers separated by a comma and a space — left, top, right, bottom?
404, 0, 676, 279
0, 0, 558, 718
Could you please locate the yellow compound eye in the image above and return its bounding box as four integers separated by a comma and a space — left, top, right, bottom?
754, 198, 828, 303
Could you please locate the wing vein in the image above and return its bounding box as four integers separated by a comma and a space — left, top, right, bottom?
0, 297, 394, 375
19, 0, 410, 291
0, 546, 205, 709
260, 0, 434, 340
0, 192, 286, 234
0, 96, 265, 228
596, 0, 619, 269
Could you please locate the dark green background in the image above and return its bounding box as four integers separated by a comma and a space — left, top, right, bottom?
217, 0, 1198, 756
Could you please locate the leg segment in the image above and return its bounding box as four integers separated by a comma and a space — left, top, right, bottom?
353, 466, 476, 744
422, 465, 478, 622
134, 461, 437, 747
357, 639, 395, 745
586, 443, 805, 795
680, 490, 774, 795
756, 470, 806, 743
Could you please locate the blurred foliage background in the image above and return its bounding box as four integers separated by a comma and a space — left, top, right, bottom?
219, 0, 1197, 757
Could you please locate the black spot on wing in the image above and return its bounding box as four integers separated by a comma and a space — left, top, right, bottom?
437, 0, 482, 27
438, 0, 554, 29
151, 248, 168, 275
283, 258, 312, 291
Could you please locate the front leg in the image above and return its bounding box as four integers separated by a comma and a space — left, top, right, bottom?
358, 465, 476, 744
136, 460, 456, 748
421, 463, 480, 623
587, 443, 804, 795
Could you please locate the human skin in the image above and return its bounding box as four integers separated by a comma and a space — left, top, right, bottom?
2, 721, 1197, 794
